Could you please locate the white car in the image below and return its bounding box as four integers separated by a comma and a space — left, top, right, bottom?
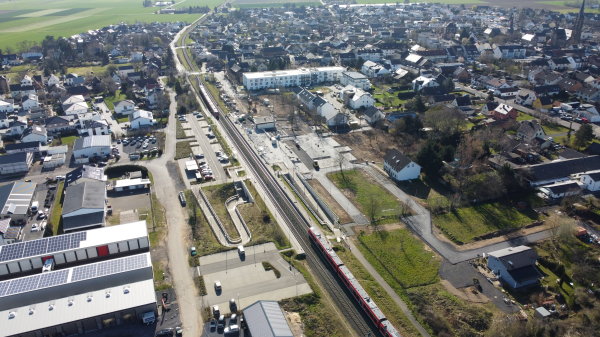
214, 280, 222, 292
42, 258, 55, 272
30, 223, 39, 232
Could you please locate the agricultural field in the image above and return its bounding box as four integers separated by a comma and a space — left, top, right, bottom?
0, 0, 221, 50
232, 0, 321, 8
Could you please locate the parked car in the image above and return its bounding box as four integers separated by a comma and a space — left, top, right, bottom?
156, 328, 174, 337
209, 319, 217, 331
230, 299, 237, 312
42, 258, 55, 272
214, 280, 222, 292
212, 305, 220, 317
190, 247, 197, 256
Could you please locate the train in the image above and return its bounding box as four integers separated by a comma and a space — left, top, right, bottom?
197, 80, 220, 119
308, 226, 402, 337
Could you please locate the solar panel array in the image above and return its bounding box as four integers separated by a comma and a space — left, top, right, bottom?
0, 232, 87, 262
71, 254, 148, 282
0, 254, 148, 298
0, 270, 69, 298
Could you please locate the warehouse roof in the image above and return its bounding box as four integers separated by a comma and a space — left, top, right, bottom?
0, 181, 36, 217
73, 135, 111, 151
62, 180, 105, 215
243, 300, 293, 337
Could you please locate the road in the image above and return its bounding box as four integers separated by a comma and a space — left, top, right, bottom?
456, 83, 600, 137
143, 90, 202, 337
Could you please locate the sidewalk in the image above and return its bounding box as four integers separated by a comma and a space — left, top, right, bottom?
346, 239, 431, 337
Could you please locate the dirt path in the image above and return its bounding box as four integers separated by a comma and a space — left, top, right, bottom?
307, 178, 353, 224
145, 89, 201, 336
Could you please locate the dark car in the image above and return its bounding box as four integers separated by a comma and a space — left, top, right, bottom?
156, 328, 174, 337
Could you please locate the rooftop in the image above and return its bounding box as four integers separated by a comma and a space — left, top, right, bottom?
243, 300, 294, 337
0, 181, 36, 217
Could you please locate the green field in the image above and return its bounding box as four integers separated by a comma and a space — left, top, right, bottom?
0, 0, 225, 50
433, 202, 539, 244
328, 169, 410, 225
358, 229, 440, 288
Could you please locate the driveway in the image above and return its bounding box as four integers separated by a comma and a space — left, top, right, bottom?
93, 101, 125, 137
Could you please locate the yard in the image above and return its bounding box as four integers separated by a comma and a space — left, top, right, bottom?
357, 228, 440, 288
372, 86, 411, 110
542, 121, 571, 135
516, 112, 536, 122
433, 202, 540, 244
328, 169, 410, 225
59, 135, 77, 146
104, 90, 127, 111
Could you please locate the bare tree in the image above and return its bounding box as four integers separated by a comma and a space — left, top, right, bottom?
367, 193, 382, 230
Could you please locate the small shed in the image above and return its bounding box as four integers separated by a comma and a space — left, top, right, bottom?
114, 178, 151, 192
535, 307, 551, 319
185, 160, 199, 172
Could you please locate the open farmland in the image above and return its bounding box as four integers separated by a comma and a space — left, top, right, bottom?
0, 0, 224, 50
232, 0, 321, 8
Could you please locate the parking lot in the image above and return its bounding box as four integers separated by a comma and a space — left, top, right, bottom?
119, 134, 162, 159
198, 243, 311, 317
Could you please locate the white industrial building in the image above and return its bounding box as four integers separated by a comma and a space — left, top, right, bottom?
0, 221, 157, 337
0, 181, 36, 223
113, 178, 151, 192
242, 66, 345, 91
73, 135, 111, 164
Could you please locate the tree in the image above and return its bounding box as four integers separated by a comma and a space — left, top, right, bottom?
574, 124, 593, 148
417, 141, 445, 176
423, 105, 465, 135
366, 193, 382, 229
414, 95, 426, 113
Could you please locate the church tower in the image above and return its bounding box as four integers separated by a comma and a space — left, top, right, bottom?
572, 0, 585, 44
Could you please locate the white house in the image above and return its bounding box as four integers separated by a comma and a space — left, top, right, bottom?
73, 135, 111, 163
64, 101, 89, 115
362, 106, 385, 125
114, 100, 136, 115
383, 149, 421, 181
47, 74, 60, 87
21, 125, 48, 144
79, 119, 111, 136
21, 75, 32, 87
0, 99, 14, 113
516, 120, 546, 142
577, 170, 600, 192
539, 181, 581, 199
21, 94, 39, 111
412, 75, 439, 92
348, 88, 375, 110
515, 89, 536, 106
493, 45, 526, 59
361, 61, 390, 78
129, 109, 155, 129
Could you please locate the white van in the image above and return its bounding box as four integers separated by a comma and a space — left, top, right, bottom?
30, 201, 39, 213
237, 245, 245, 257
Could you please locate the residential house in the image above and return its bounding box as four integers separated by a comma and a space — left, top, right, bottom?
129, 110, 155, 129
516, 120, 546, 142
532, 96, 553, 112
0, 152, 33, 175
548, 57, 574, 71
493, 45, 526, 59
534, 85, 561, 97
383, 149, 421, 181
361, 61, 389, 78
362, 106, 385, 125
539, 181, 581, 199
487, 246, 541, 289
47, 74, 60, 87
0, 99, 14, 113
21, 94, 39, 111
4, 141, 41, 155
79, 119, 111, 136
62, 95, 88, 115
117, 65, 135, 77
21, 126, 48, 144
412, 75, 439, 92
515, 89, 536, 106
341, 86, 375, 110
575, 86, 600, 103
61, 180, 106, 232
340, 71, 371, 90
494, 87, 519, 99
64, 73, 84, 86
0, 111, 10, 129
521, 155, 600, 186
577, 170, 600, 192
491, 103, 518, 120
114, 100, 136, 115
42, 145, 68, 169
45, 116, 73, 134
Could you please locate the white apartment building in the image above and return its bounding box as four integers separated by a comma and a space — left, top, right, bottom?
242, 67, 345, 91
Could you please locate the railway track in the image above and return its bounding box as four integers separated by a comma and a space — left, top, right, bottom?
176, 20, 379, 337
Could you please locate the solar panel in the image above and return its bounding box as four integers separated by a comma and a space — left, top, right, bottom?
0, 242, 25, 261
47, 235, 71, 252
69, 231, 87, 249
38, 269, 69, 288
0, 280, 9, 296
23, 238, 49, 257
71, 264, 97, 282
7, 274, 41, 295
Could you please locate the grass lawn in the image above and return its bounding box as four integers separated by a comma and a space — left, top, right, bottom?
372, 87, 409, 110
358, 228, 440, 288
60, 135, 77, 146
185, 190, 229, 256
433, 202, 539, 244
542, 122, 570, 135
176, 120, 191, 139
239, 180, 289, 249
66, 64, 114, 77
116, 116, 129, 123
104, 90, 127, 111
48, 181, 64, 236
174, 140, 193, 160
0, 0, 212, 50
516, 112, 535, 122
335, 245, 421, 337
328, 169, 410, 225
202, 183, 242, 241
